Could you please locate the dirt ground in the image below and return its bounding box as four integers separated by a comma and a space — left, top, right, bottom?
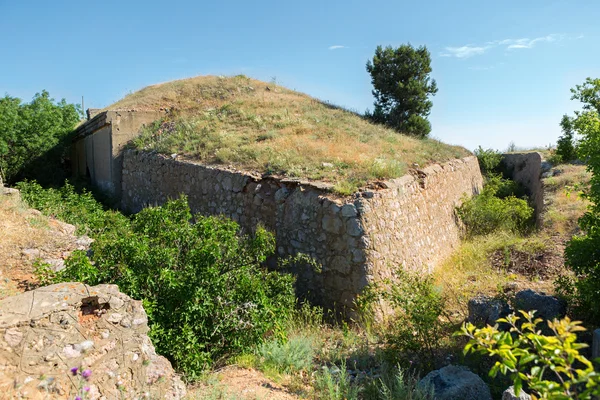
186, 367, 301, 400
0, 191, 89, 299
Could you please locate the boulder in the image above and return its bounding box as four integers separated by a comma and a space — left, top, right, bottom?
418, 365, 492, 400
0, 282, 186, 399
468, 295, 512, 327
514, 289, 566, 321
503, 385, 532, 400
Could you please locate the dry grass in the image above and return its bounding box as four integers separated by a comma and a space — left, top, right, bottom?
111, 75, 470, 194
0, 193, 79, 299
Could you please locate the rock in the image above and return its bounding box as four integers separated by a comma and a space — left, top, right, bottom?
75, 235, 94, 249
541, 161, 552, 173
418, 365, 492, 400
468, 295, 512, 327
0, 282, 185, 399
341, 204, 358, 218
21, 248, 42, 260
43, 258, 66, 272
503, 385, 532, 400
514, 289, 566, 321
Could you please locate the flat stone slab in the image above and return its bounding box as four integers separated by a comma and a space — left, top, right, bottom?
0, 282, 186, 399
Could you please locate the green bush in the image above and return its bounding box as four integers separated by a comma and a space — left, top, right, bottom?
474, 146, 502, 176
556, 78, 600, 323
18, 182, 297, 380
0, 91, 81, 185
457, 184, 534, 237
359, 269, 447, 370
460, 311, 600, 399
16, 180, 130, 237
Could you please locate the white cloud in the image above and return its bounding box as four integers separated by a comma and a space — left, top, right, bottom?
328, 45, 348, 50
443, 34, 564, 58
503, 34, 562, 50
440, 45, 490, 58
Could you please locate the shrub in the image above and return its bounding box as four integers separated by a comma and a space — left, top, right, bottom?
557, 77, 600, 323
19, 183, 297, 380
459, 311, 600, 399
359, 269, 448, 370
259, 334, 315, 373
474, 146, 502, 176
0, 91, 81, 185
457, 185, 534, 237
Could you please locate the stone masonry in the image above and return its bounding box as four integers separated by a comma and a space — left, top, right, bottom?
121, 150, 483, 311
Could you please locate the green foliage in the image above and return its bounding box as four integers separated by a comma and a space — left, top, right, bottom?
366, 44, 438, 138
314, 362, 360, 400
16, 180, 129, 237
360, 269, 447, 370
460, 311, 600, 400
474, 146, 502, 176
19, 182, 297, 380
259, 334, 315, 373
558, 78, 600, 322
313, 363, 431, 400
0, 91, 81, 185
457, 181, 534, 237
556, 115, 578, 163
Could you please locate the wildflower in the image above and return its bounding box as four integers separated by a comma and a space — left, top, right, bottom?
70, 367, 78, 376
82, 369, 92, 380
75, 397, 82, 400
84, 386, 90, 392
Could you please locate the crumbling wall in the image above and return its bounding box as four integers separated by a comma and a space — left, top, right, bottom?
121, 150, 483, 309
500, 152, 544, 226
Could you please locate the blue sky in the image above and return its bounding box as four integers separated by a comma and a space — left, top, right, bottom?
1, 0, 599, 151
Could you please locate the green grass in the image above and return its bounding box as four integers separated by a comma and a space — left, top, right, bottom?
112, 75, 471, 194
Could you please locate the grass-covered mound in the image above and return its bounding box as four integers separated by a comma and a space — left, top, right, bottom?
110, 75, 470, 194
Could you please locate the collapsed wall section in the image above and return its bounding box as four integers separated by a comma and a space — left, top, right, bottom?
122, 150, 483, 309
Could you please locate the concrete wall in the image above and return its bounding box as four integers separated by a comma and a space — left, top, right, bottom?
500, 152, 544, 226
72, 111, 164, 199
122, 150, 483, 310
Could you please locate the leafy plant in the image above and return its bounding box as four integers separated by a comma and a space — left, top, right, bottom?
366, 44, 438, 138
360, 269, 448, 370
456, 183, 534, 237
0, 91, 81, 185
460, 311, 600, 400
474, 146, 502, 176
19, 182, 297, 380
558, 77, 600, 321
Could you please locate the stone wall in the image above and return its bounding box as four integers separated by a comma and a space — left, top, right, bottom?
500, 152, 544, 226
122, 150, 483, 310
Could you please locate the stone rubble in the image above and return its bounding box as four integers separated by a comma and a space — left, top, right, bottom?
0, 282, 186, 399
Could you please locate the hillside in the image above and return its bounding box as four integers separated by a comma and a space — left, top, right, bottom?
110, 75, 470, 193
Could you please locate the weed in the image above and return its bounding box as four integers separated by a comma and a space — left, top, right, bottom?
259, 334, 315, 374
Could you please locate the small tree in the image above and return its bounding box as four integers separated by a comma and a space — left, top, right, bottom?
556, 114, 577, 163
0, 91, 81, 184
366, 44, 438, 138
